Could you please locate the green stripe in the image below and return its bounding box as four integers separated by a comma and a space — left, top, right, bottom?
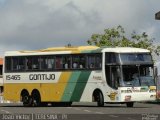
70, 71, 91, 101
81, 50, 93, 53
61, 71, 81, 101
81, 48, 103, 53
91, 48, 103, 53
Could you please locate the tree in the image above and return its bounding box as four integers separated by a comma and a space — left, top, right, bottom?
87, 25, 160, 57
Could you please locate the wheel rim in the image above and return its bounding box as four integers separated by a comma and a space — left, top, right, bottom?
32, 93, 41, 107
22, 95, 32, 106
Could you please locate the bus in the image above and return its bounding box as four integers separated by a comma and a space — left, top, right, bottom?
3, 46, 157, 107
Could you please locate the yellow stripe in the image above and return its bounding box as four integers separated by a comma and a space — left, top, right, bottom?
41, 72, 72, 101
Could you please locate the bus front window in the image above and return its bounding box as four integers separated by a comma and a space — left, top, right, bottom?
121, 65, 155, 87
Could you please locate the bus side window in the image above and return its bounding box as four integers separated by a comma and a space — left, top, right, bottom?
18, 57, 25, 70
26, 57, 32, 70
42, 56, 55, 70
12, 57, 19, 70
72, 56, 79, 69
40, 57, 47, 70
31, 57, 39, 70
47, 58, 54, 69
88, 55, 95, 69
79, 56, 85, 69
95, 55, 102, 68
5, 57, 12, 72
72, 55, 86, 69
56, 56, 63, 69
63, 56, 71, 69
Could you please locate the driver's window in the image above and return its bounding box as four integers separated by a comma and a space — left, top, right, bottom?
106, 66, 119, 89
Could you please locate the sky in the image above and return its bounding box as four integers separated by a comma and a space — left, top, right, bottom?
0, 0, 160, 58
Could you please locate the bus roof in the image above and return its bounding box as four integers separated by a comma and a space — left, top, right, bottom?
4, 46, 150, 56
41, 46, 99, 52
102, 47, 150, 53
5, 46, 99, 56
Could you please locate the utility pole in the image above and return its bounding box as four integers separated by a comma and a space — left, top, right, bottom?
155, 11, 160, 20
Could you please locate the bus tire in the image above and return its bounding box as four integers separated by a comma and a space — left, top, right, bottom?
126, 102, 134, 107
97, 92, 104, 107
22, 94, 32, 107
31, 91, 41, 107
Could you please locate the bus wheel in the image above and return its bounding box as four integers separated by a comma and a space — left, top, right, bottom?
97, 92, 104, 107
22, 94, 32, 107
32, 92, 41, 107
126, 102, 134, 107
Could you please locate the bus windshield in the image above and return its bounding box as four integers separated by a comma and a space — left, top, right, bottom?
121, 65, 155, 87
120, 53, 152, 63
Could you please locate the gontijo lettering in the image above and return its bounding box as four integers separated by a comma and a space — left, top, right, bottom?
29, 74, 55, 80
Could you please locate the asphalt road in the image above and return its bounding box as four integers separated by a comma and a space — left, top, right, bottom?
0, 102, 159, 120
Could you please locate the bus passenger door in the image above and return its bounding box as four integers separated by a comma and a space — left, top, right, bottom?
105, 66, 120, 89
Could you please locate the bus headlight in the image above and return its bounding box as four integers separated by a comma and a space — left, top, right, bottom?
149, 86, 156, 93
149, 86, 156, 90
